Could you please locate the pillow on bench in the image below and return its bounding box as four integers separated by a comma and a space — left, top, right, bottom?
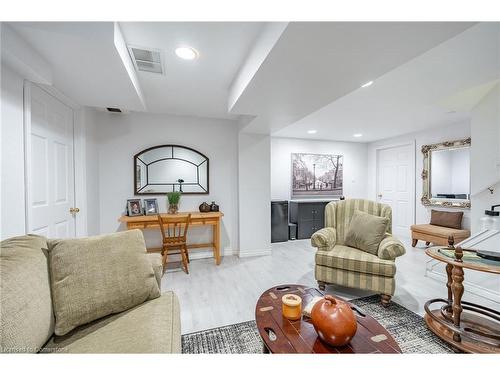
430, 209, 463, 229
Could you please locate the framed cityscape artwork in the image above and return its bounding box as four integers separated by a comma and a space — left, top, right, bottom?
291, 153, 344, 198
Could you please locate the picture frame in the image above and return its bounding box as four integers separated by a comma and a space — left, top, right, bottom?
144, 198, 159, 216
291, 153, 344, 199
127, 199, 143, 216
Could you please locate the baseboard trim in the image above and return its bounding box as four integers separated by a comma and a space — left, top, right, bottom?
168, 247, 235, 261
238, 248, 272, 258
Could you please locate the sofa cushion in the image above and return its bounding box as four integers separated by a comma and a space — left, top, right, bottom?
42, 292, 181, 353
344, 210, 389, 255
47, 230, 160, 336
430, 210, 463, 229
315, 245, 396, 277
410, 224, 470, 239
0, 235, 54, 353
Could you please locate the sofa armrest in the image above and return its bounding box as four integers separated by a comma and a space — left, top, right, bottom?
378, 234, 406, 260
147, 253, 163, 290
311, 227, 337, 250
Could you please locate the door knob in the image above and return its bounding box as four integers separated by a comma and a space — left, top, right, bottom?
70, 207, 80, 214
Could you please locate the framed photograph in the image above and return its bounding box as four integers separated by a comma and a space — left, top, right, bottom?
127, 199, 143, 216
291, 153, 344, 198
144, 198, 159, 216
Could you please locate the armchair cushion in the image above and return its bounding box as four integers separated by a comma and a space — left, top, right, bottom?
316, 245, 396, 277
344, 210, 388, 255
311, 227, 336, 250
378, 235, 406, 260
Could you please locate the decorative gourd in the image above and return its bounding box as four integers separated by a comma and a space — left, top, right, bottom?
311, 295, 357, 347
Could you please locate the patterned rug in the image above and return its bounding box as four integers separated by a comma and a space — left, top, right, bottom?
181, 295, 455, 354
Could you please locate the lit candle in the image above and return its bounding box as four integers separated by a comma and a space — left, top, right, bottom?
282, 294, 302, 321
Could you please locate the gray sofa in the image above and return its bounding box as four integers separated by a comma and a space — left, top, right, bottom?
0, 231, 181, 353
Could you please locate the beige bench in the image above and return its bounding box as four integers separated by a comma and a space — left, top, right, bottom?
410, 224, 470, 247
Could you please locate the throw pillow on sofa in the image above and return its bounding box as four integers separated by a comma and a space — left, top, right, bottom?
47, 229, 160, 336
344, 210, 389, 255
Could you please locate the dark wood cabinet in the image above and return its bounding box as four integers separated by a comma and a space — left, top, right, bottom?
289, 200, 332, 239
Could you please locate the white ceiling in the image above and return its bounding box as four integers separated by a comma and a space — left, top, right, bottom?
8, 21, 498, 142
119, 22, 264, 119
9, 22, 146, 111
8, 22, 264, 119
273, 22, 500, 142
231, 22, 476, 135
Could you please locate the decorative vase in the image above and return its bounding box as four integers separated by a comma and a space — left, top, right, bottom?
210, 201, 219, 212
168, 203, 179, 214
199, 202, 211, 212
311, 295, 357, 347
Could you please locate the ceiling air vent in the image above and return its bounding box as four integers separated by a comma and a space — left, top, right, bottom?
128, 45, 163, 74
106, 107, 122, 113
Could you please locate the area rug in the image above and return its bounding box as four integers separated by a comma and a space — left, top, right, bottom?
181, 295, 456, 354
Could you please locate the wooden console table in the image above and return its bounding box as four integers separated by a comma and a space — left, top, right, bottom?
424, 245, 500, 353
119, 211, 224, 265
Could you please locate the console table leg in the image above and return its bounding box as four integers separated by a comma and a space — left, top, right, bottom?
212, 220, 221, 265
451, 265, 464, 342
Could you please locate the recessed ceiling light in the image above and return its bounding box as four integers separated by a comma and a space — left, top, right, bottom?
175, 46, 198, 60
307, 130, 317, 134
361, 81, 373, 88
353, 133, 363, 138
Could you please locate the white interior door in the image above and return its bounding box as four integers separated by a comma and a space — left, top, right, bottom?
26, 84, 76, 238
376, 144, 415, 239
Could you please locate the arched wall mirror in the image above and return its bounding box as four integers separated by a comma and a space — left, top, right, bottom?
134, 145, 209, 195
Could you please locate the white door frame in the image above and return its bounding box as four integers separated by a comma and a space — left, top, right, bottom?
375, 140, 416, 227
23, 80, 88, 237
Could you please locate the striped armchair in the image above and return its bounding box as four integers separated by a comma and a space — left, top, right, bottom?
311, 199, 406, 306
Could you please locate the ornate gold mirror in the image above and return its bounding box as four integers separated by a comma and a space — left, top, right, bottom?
421, 138, 471, 208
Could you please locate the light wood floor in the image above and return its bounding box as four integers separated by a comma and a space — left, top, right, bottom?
161, 238, 499, 334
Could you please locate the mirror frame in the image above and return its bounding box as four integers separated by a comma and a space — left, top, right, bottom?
421, 137, 471, 208
134, 144, 209, 195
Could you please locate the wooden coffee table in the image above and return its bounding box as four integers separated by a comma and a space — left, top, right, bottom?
255, 284, 401, 353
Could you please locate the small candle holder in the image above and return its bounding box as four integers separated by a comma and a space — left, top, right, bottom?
282, 294, 302, 321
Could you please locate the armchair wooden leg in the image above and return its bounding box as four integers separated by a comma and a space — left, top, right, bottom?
318, 281, 326, 291
412, 239, 418, 247
381, 294, 391, 307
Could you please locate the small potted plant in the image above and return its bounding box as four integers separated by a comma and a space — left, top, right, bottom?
166, 191, 181, 214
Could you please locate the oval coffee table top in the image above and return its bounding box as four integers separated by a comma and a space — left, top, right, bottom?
255, 284, 401, 354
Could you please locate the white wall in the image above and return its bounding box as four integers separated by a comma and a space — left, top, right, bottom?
1, 65, 26, 239
271, 137, 368, 201
471, 84, 500, 232
238, 133, 271, 256
93, 110, 239, 257
367, 120, 471, 230
81, 108, 101, 236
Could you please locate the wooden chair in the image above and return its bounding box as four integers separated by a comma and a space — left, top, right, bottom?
157, 214, 191, 274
